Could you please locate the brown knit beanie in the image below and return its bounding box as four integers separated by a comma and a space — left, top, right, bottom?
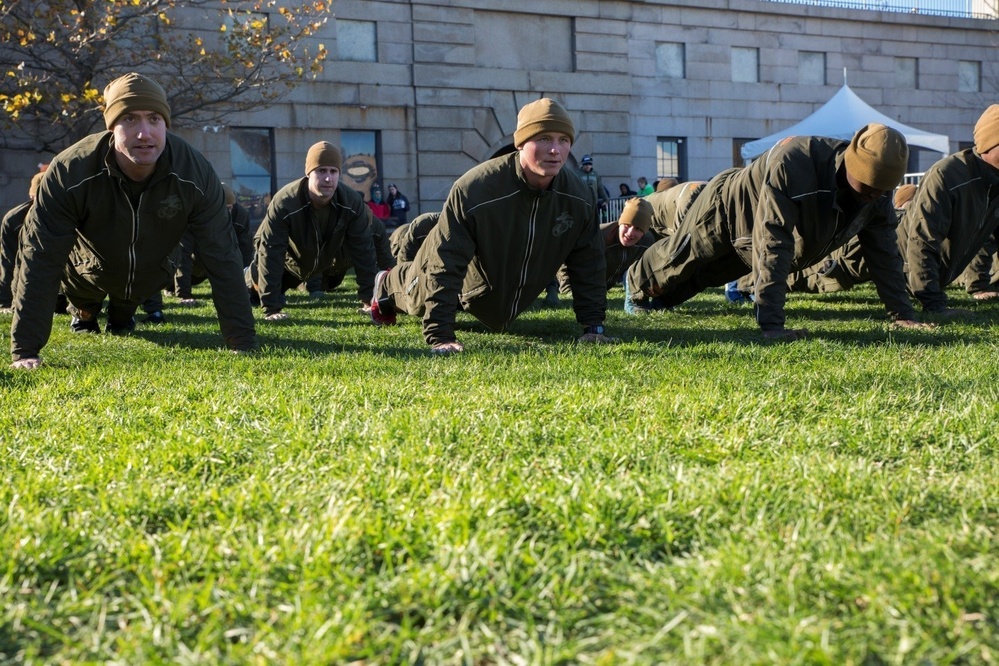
618, 197, 653, 233
973, 105, 999, 155
103, 73, 171, 129
28, 172, 44, 198
892, 183, 917, 209
514, 98, 575, 148
656, 177, 679, 193
222, 183, 236, 206
305, 141, 342, 175
844, 124, 909, 191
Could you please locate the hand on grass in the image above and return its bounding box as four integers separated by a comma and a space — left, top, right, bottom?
11, 357, 42, 370
972, 291, 999, 301
893, 318, 936, 330
762, 328, 808, 341
265, 311, 289, 321
431, 341, 464, 355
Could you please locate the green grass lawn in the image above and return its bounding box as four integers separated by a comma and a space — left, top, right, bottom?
2, 280, 998, 665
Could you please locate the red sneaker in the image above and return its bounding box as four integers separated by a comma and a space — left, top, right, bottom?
370, 270, 397, 326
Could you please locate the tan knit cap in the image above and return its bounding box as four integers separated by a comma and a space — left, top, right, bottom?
305, 141, 342, 175
973, 105, 999, 155
618, 197, 653, 233
222, 183, 236, 206
656, 177, 679, 193
892, 183, 917, 208
514, 98, 575, 148
103, 73, 171, 129
844, 124, 909, 191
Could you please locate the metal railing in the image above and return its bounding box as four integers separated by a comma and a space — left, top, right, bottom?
762, 0, 997, 19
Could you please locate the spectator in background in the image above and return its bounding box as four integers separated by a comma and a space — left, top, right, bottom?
636, 177, 654, 196
578, 154, 608, 220
618, 182, 638, 198
366, 183, 392, 223
385, 183, 411, 230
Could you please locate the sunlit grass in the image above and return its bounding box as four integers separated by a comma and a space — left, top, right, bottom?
2, 280, 998, 664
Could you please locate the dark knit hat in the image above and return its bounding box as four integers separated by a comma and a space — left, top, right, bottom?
305, 141, 342, 175
844, 124, 909, 191
103, 73, 171, 129
222, 183, 236, 206
514, 98, 575, 148
581, 154, 593, 165
618, 197, 653, 233
893, 183, 917, 208
974, 104, 999, 155
29, 172, 44, 198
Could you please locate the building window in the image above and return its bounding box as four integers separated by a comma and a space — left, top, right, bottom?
799, 51, 826, 85
895, 57, 918, 89
656, 42, 685, 79
229, 127, 276, 230
958, 60, 981, 92
657, 137, 687, 181
337, 19, 377, 62
732, 47, 759, 83
475, 11, 572, 72
341, 130, 381, 201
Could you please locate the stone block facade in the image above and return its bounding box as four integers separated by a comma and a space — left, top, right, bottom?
1, 0, 995, 218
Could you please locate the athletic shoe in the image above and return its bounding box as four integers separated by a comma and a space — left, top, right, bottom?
143, 310, 166, 325
70, 316, 100, 333
623, 276, 652, 315
105, 316, 136, 335
370, 269, 397, 326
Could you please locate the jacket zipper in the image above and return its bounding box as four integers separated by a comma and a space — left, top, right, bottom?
121, 182, 140, 301
510, 199, 539, 321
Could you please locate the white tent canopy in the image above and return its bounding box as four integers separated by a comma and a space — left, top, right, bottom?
740, 83, 950, 161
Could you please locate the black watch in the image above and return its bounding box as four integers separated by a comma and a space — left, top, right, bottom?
583, 324, 605, 336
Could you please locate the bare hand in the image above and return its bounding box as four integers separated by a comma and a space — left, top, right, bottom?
265, 311, 289, 321
893, 318, 936, 330
11, 357, 42, 370
431, 341, 464, 355
578, 332, 620, 344
972, 291, 999, 301
762, 328, 808, 341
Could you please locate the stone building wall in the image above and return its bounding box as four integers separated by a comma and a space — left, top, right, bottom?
1, 0, 995, 216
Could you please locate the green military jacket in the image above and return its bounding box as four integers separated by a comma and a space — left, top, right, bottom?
12, 132, 256, 360
253, 179, 377, 313
415, 152, 607, 345
647, 181, 706, 241
728, 136, 914, 329
898, 148, 999, 311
